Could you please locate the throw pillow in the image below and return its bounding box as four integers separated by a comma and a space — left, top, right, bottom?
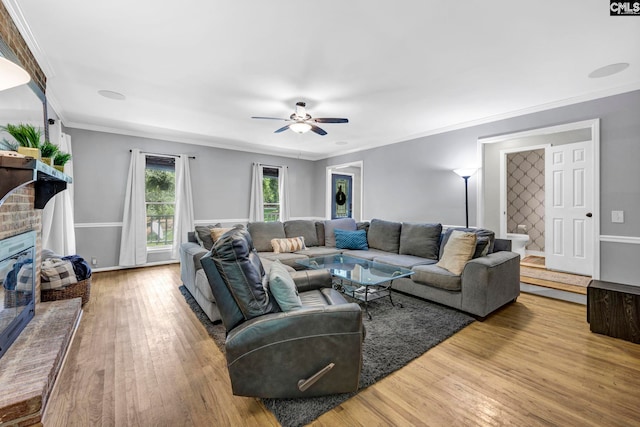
210, 227, 233, 244
268, 260, 303, 312
323, 218, 357, 247
271, 236, 306, 253
334, 229, 368, 250
436, 230, 477, 275
473, 236, 490, 258
195, 223, 222, 250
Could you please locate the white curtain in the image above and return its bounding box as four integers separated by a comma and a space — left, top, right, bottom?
118, 149, 147, 266
171, 154, 194, 259
42, 129, 76, 255
249, 162, 264, 222
278, 166, 290, 221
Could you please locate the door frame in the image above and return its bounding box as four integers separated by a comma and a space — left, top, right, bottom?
478, 119, 600, 279
326, 160, 363, 221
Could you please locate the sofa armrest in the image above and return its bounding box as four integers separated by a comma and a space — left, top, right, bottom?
460, 251, 521, 317
224, 304, 363, 398
179, 242, 208, 289
290, 269, 333, 293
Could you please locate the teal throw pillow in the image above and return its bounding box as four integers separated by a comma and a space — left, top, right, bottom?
268, 260, 303, 311
334, 229, 369, 250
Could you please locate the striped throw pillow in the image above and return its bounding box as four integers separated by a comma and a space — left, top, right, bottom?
271, 236, 306, 253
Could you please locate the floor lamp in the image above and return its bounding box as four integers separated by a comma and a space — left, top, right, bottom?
453, 168, 477, 228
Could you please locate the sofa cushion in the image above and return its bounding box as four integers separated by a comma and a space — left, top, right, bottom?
212, 228, 275, 320
284, 220, 319, 247
295, 247, 342, 257
195, 223, 222, 250
268, 260, 303, 312
373, 254, 436, 269
399, 222, 442, 260
248, 221, 286, 252
411, 264, 463, 291
335, 229, 368, 250
367, 219, 402, 253
436, 230, 477, 275
324, 218, 357, 247
315, 222, 325, 246
271, 236, 306, 253
341, 248, 389, 261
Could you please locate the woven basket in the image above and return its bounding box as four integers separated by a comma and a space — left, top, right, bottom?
41, 277, 91, 306
4, 289, 32, 308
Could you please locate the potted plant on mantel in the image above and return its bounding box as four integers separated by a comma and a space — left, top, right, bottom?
40, 141, 59, 166
53, 151, 71, 173
0, 123, 42, 159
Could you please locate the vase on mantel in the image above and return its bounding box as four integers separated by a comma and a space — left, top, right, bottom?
17, 147, 41, 160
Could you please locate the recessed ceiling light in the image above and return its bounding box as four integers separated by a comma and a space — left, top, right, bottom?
336, 141, 348, 146
588, 63, 630, 79
98, 89, 126, 100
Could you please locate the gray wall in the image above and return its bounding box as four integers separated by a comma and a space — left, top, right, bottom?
69, 128, 318, 268
319, 90, 640, 286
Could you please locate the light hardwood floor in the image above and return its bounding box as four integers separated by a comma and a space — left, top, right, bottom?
44, 265, 640, 426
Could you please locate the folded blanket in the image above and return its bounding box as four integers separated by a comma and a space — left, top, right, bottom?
41, 258, 78, 290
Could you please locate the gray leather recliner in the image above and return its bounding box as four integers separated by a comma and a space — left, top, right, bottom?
201, 227, 364, 398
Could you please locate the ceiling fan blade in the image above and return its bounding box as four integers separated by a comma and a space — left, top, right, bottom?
274, 124, 292, 133
251, 116, 290, 121
312, 118, 349, 124
310, 124, 327, 136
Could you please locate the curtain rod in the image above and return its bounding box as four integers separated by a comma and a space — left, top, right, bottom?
130, 149, 195, 159
254, 162, 288, 168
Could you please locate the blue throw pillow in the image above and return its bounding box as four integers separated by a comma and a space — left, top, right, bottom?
334, 229, 368, 250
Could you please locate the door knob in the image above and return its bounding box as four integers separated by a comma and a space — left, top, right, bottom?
586, 212, 593, 218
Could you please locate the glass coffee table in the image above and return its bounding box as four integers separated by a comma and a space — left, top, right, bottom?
297, 254, 414, 319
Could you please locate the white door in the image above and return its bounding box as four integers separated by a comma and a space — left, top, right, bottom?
545, 141, 593, 275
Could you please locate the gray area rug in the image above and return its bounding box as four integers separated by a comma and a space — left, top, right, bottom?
179, 286, 474, 427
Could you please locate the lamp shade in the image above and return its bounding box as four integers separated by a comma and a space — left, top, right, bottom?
290, 122, 312, 134
0, 57, 30, 91
453, 168, 478, 178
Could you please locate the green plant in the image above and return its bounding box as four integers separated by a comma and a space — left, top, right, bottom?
53, 151, 72, 166
40, 141, 59, 158
0, 123, 42, 149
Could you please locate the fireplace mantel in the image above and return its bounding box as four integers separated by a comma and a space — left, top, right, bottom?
0, 156, 72, 209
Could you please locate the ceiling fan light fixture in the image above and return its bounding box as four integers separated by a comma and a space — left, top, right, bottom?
290, 122, 312, 134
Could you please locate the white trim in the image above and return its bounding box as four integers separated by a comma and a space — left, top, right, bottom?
600, 235, 640, 245
75, 222, 123, 228
194, 218, 248, 225
325, 160, 364, 221
92, 259, 179, 273
498, 144, 550, 238
147, 246, 171, 253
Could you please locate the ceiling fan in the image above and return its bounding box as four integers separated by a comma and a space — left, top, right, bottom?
251, 101, 348, 136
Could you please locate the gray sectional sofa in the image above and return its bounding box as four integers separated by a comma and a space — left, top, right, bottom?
179, 218, 520, 322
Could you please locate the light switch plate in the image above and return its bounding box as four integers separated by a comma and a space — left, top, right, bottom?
611, 210, 624, 223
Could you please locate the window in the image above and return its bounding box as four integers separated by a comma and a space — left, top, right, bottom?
262, 167, 280, 222
145, 156, 175, 247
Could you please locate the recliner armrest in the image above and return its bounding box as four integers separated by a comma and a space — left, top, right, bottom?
291, 269, 333, 292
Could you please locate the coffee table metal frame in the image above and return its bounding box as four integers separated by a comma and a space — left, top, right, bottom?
297, 254, 414, 319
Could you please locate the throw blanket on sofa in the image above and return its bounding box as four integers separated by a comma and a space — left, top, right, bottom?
41, 258, 78, 290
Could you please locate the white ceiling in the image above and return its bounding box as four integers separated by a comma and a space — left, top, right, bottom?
6, 0, 640, 160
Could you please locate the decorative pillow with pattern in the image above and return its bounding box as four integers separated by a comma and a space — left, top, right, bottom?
271, 236, 306, 254
334, 229, 368, 250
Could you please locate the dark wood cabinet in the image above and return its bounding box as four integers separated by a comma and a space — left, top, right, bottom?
587, 280, 640, 344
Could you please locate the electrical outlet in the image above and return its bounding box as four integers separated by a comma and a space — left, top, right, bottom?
91, 257, 98, 266
611, 210, 624, 223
